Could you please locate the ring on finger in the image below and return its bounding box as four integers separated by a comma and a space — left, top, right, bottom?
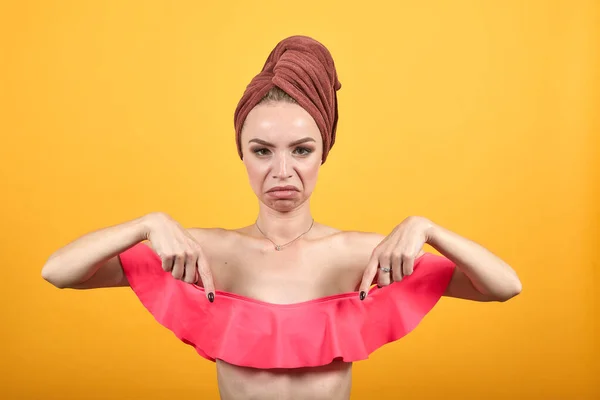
378, 267, 391, 273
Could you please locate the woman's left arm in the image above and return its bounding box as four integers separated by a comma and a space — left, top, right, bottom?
427, 222, 522, 302
358, 216, 522, 302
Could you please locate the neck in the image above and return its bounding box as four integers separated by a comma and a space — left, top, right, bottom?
255, 201, 314, 243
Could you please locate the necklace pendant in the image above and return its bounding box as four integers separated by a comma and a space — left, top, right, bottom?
275, 245, 282, 251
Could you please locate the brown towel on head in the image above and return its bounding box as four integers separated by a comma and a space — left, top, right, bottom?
234, 35, 342, 163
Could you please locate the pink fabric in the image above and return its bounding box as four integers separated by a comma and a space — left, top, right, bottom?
119, 243, 455, 369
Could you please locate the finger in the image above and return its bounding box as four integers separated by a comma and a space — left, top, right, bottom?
183, 252, 198, 283
402, 252, 415, 277
377, 253, 392, 287
171, 254, 185, 280
196, 251, 215, 302
391, 251, 403, 282
161, 254, 175, 273
359, 255, 379, 298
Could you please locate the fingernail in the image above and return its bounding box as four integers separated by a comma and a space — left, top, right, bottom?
208, 292, 214, 303
377, 285, 382, 289
360, 291, 366, 301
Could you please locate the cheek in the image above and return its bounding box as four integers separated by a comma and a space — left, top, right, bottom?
244, 160, 267, 186
299, 162, 321, 187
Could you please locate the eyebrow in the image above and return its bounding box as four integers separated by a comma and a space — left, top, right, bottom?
248, 137, 316, 147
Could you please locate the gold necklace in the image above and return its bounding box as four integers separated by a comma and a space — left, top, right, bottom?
255, 218, 315, 251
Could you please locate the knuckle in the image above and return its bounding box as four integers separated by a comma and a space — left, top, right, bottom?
379, 253, 391, 263
161, 256, 173, 271
192, 247, 204, 259
184, 250, 196, 259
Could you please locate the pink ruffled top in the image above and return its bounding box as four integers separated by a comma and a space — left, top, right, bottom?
119, 243, 455, 369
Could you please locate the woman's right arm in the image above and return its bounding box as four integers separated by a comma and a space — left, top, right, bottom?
41, 214, 153, 289
42, 212, 216, 298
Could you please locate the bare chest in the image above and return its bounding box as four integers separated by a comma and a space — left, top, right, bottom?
208, 236, 364, 304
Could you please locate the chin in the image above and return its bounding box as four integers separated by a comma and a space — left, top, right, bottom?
268, 200, 298, 212
262, 196, 308, 213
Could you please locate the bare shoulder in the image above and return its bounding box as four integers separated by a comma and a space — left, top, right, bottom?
186, 227, 242, 251
324, 230, 386, 272
187, 227, 232, 242
135, 228, 236, 252
330, 229, 427, 264
336, 230, 386, 253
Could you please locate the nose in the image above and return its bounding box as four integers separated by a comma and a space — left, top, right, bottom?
272, 152, 292, 179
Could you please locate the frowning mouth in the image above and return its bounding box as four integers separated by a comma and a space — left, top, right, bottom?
267, 186, 299, 193
266, 186, 300, 199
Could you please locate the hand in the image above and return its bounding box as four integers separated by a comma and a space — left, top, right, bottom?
143, 212, 215, 302
358, 216, 434, 299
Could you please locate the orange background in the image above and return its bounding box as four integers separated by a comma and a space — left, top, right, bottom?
1, 1, 598, 399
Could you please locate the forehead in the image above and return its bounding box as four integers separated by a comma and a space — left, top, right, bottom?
241, 102, 321, 143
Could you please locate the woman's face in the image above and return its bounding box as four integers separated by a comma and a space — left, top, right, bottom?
240, 101, 323, 213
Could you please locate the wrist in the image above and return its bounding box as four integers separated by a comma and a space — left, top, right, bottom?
137, 212, 163, 241
424, 219, 442, 245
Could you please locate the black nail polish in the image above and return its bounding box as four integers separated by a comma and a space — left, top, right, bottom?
208, 292, 214, 303
360, 291, 366, 301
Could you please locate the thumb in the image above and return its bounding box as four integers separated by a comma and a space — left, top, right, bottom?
359, 255, 379, 300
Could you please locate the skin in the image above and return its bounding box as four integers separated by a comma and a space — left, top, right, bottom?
241, 101, 323, 233
41, 100, 522, 400
196, 101, 372, 398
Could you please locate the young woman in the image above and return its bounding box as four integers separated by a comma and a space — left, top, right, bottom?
42, 35, 521, 400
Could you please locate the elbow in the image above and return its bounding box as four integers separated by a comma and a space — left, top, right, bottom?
41, 261, 67, 289
497, 279, 522, 302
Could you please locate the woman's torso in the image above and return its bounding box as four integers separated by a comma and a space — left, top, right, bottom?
190, 225, 382, 400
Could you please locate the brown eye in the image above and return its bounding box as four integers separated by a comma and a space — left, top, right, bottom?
294, 147, 313, 156
253, 148, 270, 156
